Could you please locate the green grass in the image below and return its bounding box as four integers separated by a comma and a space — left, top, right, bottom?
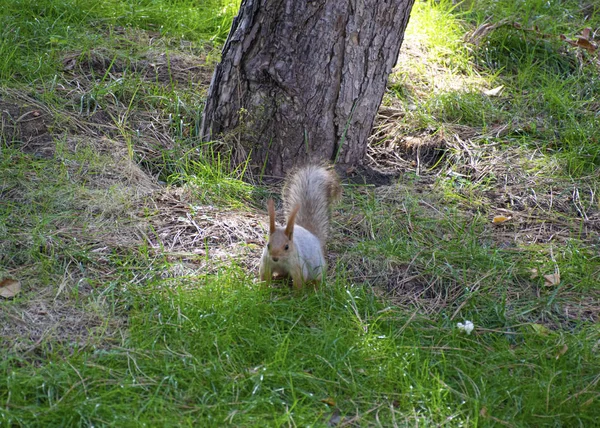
1, 0, 600, 426
392, 0, 600, 174
0, 0, 239, 82
3, 271, 598, 425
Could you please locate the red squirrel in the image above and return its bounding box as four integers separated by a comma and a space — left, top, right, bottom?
259, 165, 341, 288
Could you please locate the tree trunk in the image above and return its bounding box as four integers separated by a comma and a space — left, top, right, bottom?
201, 0, 415, 178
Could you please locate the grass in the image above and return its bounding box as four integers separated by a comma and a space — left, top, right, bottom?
0, 0, 239, 82
2, 271, 598, 425
1, 0, 600, 426
397, 0, 600, 173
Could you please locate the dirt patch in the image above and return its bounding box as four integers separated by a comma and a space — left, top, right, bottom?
485, 182, 600, 243
63, 48, 214, 88
368, 113, 600, 248
0, 29, 241, 355
367, 107, 448, 174
503, 284, 600, 329
0, 100, 54, 158
0, 97, 162, 356
562, 293, 600, 324
331, 175, 600, 325
338, 163, 398, 186
377, 265, 459, 314
334, 248, 462, 314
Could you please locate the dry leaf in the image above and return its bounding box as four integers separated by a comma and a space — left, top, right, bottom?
0, 278, 21, 298
484, 85, 504, 96
575, 37, 597, 53
555, 344, 568, 359
530, 268, 539, 279
581, 28, 591, 40
561, 33, 598, 53
492, 215, 511, 224
544, 272, 560, 286
321, 397, 336, 407
480, 407, 488, 417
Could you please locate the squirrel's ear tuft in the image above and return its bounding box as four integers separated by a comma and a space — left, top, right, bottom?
267, 199, 276, 233
285, 205, 299, 238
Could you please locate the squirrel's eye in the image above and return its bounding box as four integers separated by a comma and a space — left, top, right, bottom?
284, 244, 289, 250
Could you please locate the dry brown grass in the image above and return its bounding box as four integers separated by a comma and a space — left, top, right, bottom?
142, 186, 265, 276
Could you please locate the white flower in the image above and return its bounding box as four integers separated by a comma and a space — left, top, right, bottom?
457, 320, 474, 335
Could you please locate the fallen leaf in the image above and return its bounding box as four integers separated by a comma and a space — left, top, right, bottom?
492, 215, 511, 224
575, 37, 597, 53
484, 85, 504, 96
480, 406, 488, 417
0, 278, 21, 298
530, 268, 539, 279
555, 344, 568, 359
581, 28, 591, 40
321, 397, 336, 407
544, 272, 560, 286
561, 33, 598, 53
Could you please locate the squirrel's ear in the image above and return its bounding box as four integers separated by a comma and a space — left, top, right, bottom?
267, 199, 276, 233
285, 205, 299, 239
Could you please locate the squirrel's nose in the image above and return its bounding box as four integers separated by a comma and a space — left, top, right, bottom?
272, 257, 279, 262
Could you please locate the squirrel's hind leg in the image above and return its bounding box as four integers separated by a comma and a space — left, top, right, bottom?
290, 265, 305, 290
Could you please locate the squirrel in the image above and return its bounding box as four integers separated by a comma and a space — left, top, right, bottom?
259, 164, 342, 288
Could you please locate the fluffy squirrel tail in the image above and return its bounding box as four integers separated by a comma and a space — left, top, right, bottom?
282, 164, 342, 246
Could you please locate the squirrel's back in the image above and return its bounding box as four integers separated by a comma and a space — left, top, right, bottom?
282, 164, 341, 246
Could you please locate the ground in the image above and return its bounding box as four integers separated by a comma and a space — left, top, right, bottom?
1, 0, 599, 426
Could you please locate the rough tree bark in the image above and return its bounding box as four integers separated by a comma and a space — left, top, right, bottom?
201, 0, 415, 178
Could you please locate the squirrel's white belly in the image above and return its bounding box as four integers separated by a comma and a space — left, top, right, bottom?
293, 226, 326, 280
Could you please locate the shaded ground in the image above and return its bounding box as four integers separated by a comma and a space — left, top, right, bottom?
1, 46, 218, 351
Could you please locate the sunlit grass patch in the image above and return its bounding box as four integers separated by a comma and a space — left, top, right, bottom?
3, 265, 599, 425
384, 0, 600, 175
164, 143, 253, 208
0, 0, 239, 83
404, 0, 471, 72
46, 274, 466, 425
